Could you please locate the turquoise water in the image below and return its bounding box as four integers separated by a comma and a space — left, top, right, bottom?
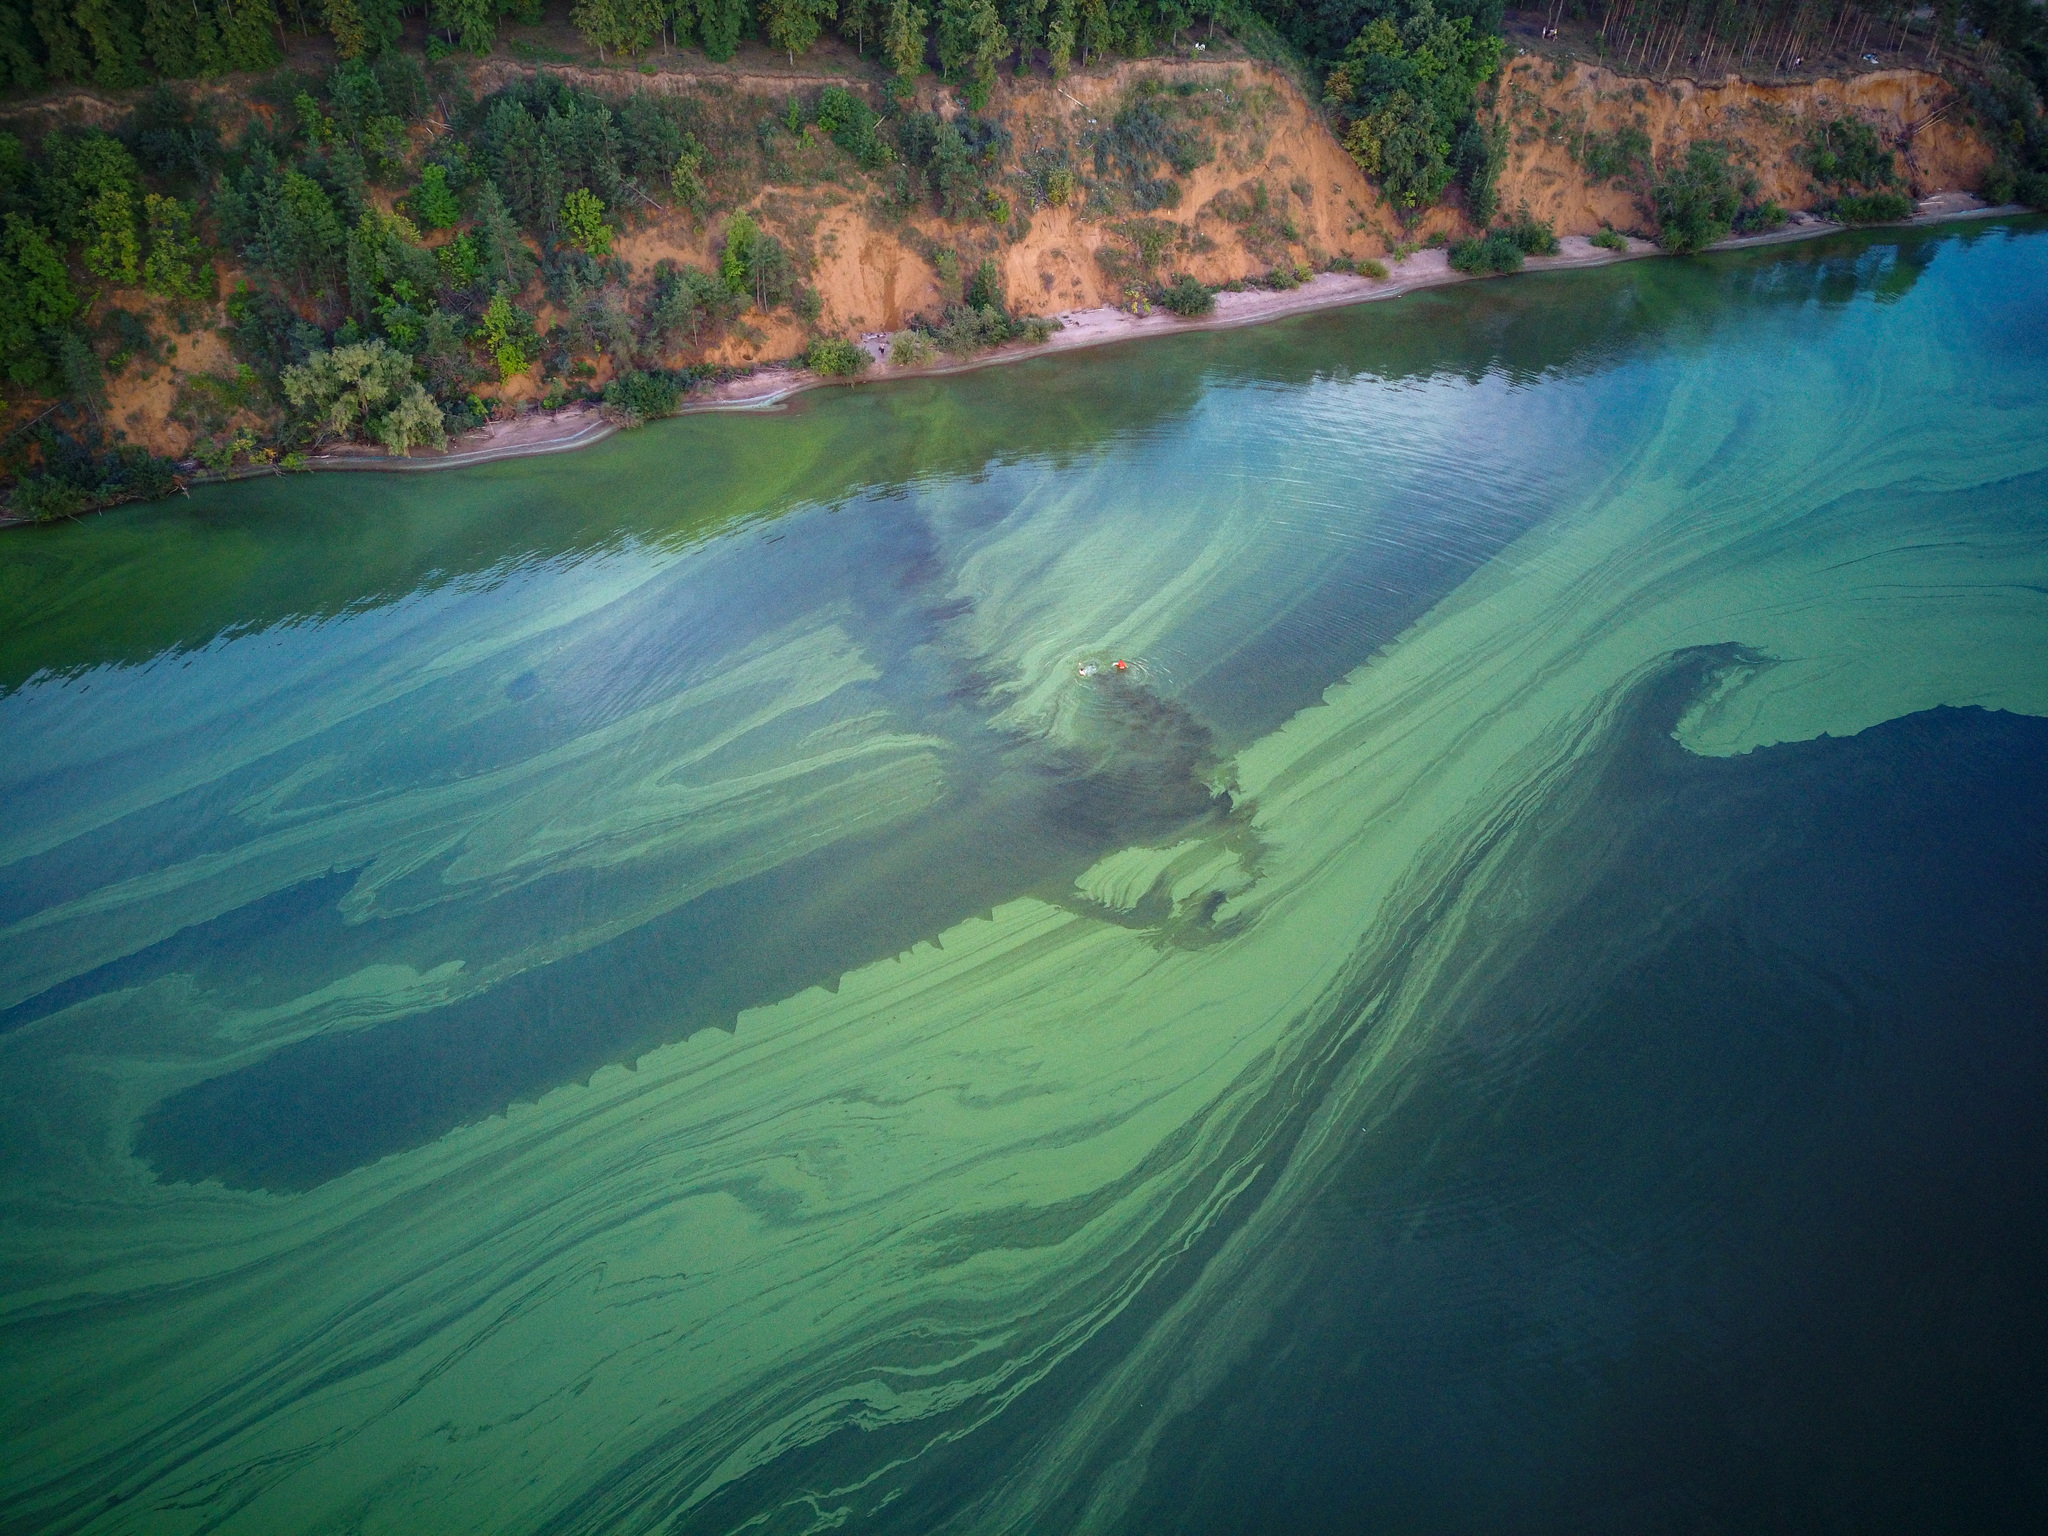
2, 223, 2046, 1532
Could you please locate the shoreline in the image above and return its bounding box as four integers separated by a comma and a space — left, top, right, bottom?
304, 196, 2029, 478
11, 197, 2032, 508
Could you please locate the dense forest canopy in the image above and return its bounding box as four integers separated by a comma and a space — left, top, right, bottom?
0, 0, 2040, 517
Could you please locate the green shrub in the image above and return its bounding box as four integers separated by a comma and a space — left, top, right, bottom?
916, 300, 1057, 358
559, 188, 612, 255
805, 336, 871, 377
934, 302, 1012, 355
442, 393, 490, 434
1360, 258, 1390, 279
1156, 272, 1214, 317
889, 330, 936, 366
1833, 190, 1913, 224
137, 196, 211, 299
670, 141, 709, 213
1326, 10, 1503, 213
1085, 84, 1217, 214
438, 232, 483, 289
282, 338, 445, 455
1590, 227, 1627, 251
814, 86, 891, 168
476, 294, 537, 380
1497, 208, 1559, 256
965, 257, 1004, 310
1736, 201, 1788, 233
8, 428, 177, 519
1449, 231, 1523, 274
1800, 117, 1898, 191
13, 475, 92, 521
1576, 125, 1652, 186
411, 164, 460, 230
604, 368, 684, 423
1652, 142, 1745, 254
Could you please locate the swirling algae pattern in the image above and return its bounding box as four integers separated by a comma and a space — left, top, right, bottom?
1, 225, 2045, 1535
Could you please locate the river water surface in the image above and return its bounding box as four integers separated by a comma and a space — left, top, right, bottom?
4, 222, 2046, 1534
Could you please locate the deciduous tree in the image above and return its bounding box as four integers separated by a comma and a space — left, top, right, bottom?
759, 0, 832, 58
559, 186, 611, 252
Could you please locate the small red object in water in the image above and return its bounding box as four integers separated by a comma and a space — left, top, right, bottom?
1114, 660, 1129, 670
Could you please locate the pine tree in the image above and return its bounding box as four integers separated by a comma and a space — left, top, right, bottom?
142, 0, 195, 74
30, 0, 91, 79
1044, 0, 1072, 72
882, 0, 926, 84
272, 169, 346, 288
471, 177, 532, 291
56, 327, 106, 415
0, 0, 44, 88
189, 2, 227, 73
1001, 0, 1042, 68
323, 0, 367, 55
936, 0, 1004, 106
838, 0, 882, 51
1073, 0, 1108, 65
358, 0, 400, 51
217, 0, 282, 69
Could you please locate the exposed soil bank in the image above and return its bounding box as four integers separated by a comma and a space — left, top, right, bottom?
69, 46, 1998, 468
1489, 58, 1992, 234
0, 43, 2005, 503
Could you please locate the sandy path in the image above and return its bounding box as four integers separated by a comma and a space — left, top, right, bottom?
309, 405, 619, 472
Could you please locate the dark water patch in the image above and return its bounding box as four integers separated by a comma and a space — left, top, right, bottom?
1110, 687, 2048, 1533
0, 867, 366, 1036
627, 659, 2048, 1536
135, 706, 1232, 1193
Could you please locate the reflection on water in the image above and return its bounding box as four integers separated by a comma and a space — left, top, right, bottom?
1, 219, 2045, 1536
0, 225, 1981, 694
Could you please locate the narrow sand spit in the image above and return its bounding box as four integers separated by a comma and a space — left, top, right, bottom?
181, 197, 2047, 481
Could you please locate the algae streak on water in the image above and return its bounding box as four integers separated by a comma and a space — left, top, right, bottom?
1, 224, 2045, 1533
